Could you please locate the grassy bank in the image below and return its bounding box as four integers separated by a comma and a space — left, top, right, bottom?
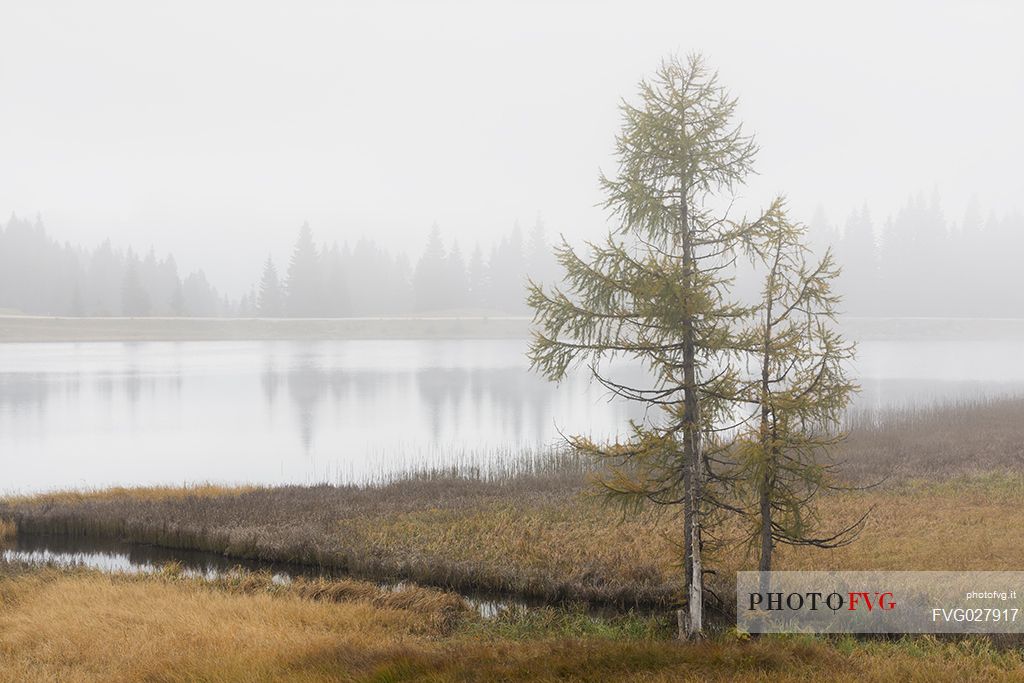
3, 399, 1024, 679
0, 563, 1021, 682
6, 398, 1024, 611
10, 472, 1024, 611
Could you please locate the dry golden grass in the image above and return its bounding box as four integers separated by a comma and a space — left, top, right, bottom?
3, 400, 1024, 679
8, 428, 1024, 610
0, 518, 15, 542
0, 478, 679, 606
0, 566, 1023, 682
361, 636, 1024, 682
9, 472, 1024, 620
0, 568, 438, 682
333, 471, 1024, 616
5, 399, 1020, 604
699, 472, 1024, 615
2, 483, 259, 506
772, 474, 1024, 572
335, 494, 678, 605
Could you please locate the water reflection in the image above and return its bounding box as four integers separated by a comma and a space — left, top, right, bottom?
0, 338, 1023, 493
0, 372, 57, 415
5, 533, 275, 577
1, 534, 523, 618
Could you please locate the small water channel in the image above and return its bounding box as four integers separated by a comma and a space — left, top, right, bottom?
1, 534, 522, 619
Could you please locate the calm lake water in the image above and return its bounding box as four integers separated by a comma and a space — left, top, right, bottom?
2, 337, 1024, 493
0, 534, 521, 616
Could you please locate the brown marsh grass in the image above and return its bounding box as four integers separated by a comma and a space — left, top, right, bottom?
840, 397, 1024, 483
3, 399, 1024, 679
3, 398, 1024, 610
0, 563, 1023, 681
2, 483, 259, 506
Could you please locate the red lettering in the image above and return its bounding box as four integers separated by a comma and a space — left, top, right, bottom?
848, 591, 896, 611
848, 591, 871, 611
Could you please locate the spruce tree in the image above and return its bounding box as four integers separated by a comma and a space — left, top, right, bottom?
170, 283, 185, 316
322, 242, 349, 316
257, 256, 284, 317
468, 245, 488, 309
413, 225, 447, 312
69, 284, 84, 316
489, 225, 526, 313
121, 258, 151, 317
444, 240, 469, 309
527, 217, 558, 287
285, 222, 322, 317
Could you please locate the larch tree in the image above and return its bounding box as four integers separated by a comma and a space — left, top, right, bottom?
731, 211, 862, 576
527, 54, 775, 638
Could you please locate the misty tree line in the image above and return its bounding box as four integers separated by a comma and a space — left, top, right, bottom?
245, 221, 559, 317
0, 214, 558, 317
0, 214, 221, 317
2, 198, 1021, 318
804, 193, 1022, 317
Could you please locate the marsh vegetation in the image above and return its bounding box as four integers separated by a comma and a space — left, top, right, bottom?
6, 398, 1024, 610
4, 398, 1024, 679
3, 562, 1024, 681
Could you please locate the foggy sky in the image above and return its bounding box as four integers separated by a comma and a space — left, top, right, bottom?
2, 0, 1021, 295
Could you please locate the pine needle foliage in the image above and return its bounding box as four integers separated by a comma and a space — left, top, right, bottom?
527, 54, 779, 637
730, 213, 861, 573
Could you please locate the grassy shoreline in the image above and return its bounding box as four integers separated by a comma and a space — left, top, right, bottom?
0, 317, 528, 344
0, 561, 1023, 680
9, 472, 1024, 611
6, 398, 1024, 612
3, 399, 1024, 679
6, 397, 1024, 610
4, 314, 1024, 342
0, 315, 532, 342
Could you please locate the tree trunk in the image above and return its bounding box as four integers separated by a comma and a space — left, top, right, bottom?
688, 421, 704, 637
758, 411, 773, 577
758, 246, 778, 577
758, 481, 772, 572
678, 367, 703, 639
678, 197, 704, 640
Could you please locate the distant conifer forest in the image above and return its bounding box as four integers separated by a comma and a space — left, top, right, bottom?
0, 195, 1019, 318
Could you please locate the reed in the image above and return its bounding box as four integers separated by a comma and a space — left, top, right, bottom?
4, 398, 1024, 612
